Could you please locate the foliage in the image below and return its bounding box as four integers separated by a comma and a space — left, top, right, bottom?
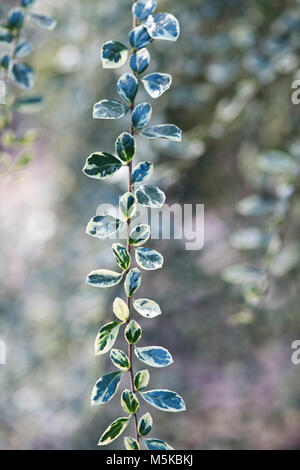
0, 0, 56, 174
83, 0, 185, 450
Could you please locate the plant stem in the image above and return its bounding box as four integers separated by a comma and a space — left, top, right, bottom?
126, 3, 140, 445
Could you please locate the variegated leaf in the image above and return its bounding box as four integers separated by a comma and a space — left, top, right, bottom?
101, 41, 128, 69
144, 438, 173, 450
86, 215, 121, 238
129, 224, 151, 246
138, 412, 153, 436
140, 389, 186, 412
131, 161, 153, 184
135, 247, 164, 270
86, 269, 123, 288
112, 243, 131, 271
98, 417, 130, 446
82, 152, 122, 179
135, 185, 165, 208
142, 73, 172, 99
110, 349, 130, 371
91, 371, 123, 405
95, 321, 122, 355
134, 369, 150, 391
125, 319, 142, 344
124, 437, 140, 450
135, 346, 173, 367
133, 298, 161, 318
113, 297, 129, 322
124, 268, 142, 297
121, 389, 140, 415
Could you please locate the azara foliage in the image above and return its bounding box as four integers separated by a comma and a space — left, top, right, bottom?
0, 1, 56, 173
83, 0, 185, 450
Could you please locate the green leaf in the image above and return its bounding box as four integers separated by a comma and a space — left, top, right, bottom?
135, 346, 173, 367
12, 63, 34, 90
86, 214, 121, 238
98, 417, 130, 446
115, 132, 135, 163
141, 124, 182, 142
112, 243, 131, 271
121, 389, 140, 415
27, 13, 57, 30
129, 224, 151, 246
135, 185, 165, 208
101, 41, 128, 69
93, 99, 129, 119
125, 319, 142, 344
117, 73, 138, 104
140, 389, 186, 412
144, 438, 173, 450
91, 371, 123, 405
124, 268, 142, 297
134, 369, 150, 391
110, 349, 130, 371
113, 297, 129, 322
135, 247, 164, 270
124, 437, 140, 450
142, 73, 172, 99
82, 152, 122, 179
138, 412, 153, 436
13, 96, 44, 114
221, 264, 267, 285
86, 269, 123, 288
120, 192, 137, 219
131, 161, 153, 184
133, 298, 161, 318
95, 321, 122, 355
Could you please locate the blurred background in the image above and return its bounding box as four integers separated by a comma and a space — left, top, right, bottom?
0, 0, 300, 450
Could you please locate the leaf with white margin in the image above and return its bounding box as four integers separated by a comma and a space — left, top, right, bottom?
135, 247, 164, 270
132, 102, 152, 130
83, 152, 122, 179
91, 371, 123, 405
110, 349, 130, 371
87, 269, 123, 288
134, 369, 150, 391
124, 268, 142, 297
141, 124, 182, 142
125, 319, 142, 344
146, 13, 180, 41
132, 0, 157, 21
129, 224, 151, 246
12, 63, 34, 90
115, 132, 135, 163
133, 298, 161, 318
101, 41, 128, 69
27, 13, 57, 30
131, 161, 153, 184
144, 438, 173, 450
112, 243, 131, 271
135, 346, 173, 367
124, 437, 140, 450
142, 73, 172, 98
93, 99, 129, 119
86, 214, 121, 238
129, 25, 152, 50
98, 417, 130, 446
130, 48, 150, 75
94, 321, 123, 355
140, 389, 186, 412
117, 73, 138, 104
113, 297, 129, 322
120, 192, 137, 219
135, 185, 165, 208
121, 389, 140, 415
138, 412, 153, 436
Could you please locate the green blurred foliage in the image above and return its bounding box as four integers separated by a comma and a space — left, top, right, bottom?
0, 0, 300, 450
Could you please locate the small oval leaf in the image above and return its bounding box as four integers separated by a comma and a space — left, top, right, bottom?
130, 48, 150, 75
132, 102, 152, 130
98, 417, 130, 446
135, 247, 164, 270
135, 346, 173, 367
146, 13, 180, 41
134, 369, 150, 391
129, 224, 151, 247
131, 161, 153, 184
125, 319, 142, 344
112, 243, 131, 271
133, 0, 157, 21
124, 268, 142, 297
141, 124, 182, 142
87, 269, 123, 288
133, 298, 161, 318
144, 438, 173, 450
121, 389, 140, 415
83, 152, 122, 179
86, 215, 121, 238
138, 412, 153, 436
142, 73, 172, 98
124, 437, 140, 450
117, 73, 138, 104
135, 185, 165, 208
15, 41, 33, 58
120, 192, 137, 220
129, 25, 152, 50
115, 132, 136, 163
110, 349, 130, 371
93, 99, 129, 119
94, 321, 122, 355
27, 13, 57, 30
140, 389, 186, 412
113, 297, 129, 322
101, 41, 128, 69
91, 371, 123, 405
11, 63, 34, 90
